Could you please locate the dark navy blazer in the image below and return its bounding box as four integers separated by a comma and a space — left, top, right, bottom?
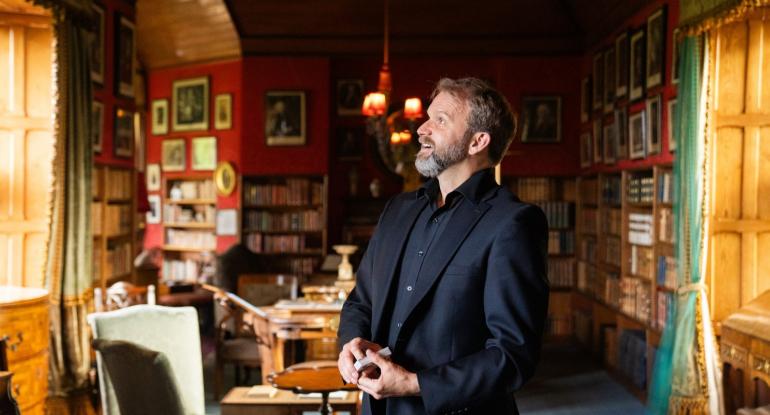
338, 172, 549, 415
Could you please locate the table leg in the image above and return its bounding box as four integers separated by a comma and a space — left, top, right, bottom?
319, 391, 332, 415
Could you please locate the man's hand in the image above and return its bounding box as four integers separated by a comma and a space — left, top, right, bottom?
338, 337, 382, 385
356, 349, 420, 399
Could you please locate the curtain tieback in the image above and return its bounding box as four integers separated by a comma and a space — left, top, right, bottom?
677, 282, 708, 295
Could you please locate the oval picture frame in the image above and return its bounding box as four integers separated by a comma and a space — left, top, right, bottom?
214, 161, 236, 196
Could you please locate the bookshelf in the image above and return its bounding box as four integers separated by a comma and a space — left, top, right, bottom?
241, 175, 328, 280
92, 165, 136, 294
161, 176, 217, 283
504, 176, 576, 340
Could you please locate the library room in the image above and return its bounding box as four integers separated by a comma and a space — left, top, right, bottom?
1, 0, 769, 414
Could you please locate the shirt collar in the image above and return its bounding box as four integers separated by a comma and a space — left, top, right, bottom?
416, 168, 497, 205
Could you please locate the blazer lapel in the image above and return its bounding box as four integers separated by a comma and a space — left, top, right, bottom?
370, 196, 428, 341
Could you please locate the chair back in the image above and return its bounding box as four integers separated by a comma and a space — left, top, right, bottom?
87, 305, 204, 415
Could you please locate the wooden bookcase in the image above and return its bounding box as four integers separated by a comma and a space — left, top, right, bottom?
92, 164, 136, 293
241, 175, 328, 280
161, 175, 217, 283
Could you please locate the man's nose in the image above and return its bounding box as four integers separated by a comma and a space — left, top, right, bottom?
416, 120, 430, 136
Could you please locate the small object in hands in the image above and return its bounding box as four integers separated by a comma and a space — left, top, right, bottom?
354, 347, 392, 372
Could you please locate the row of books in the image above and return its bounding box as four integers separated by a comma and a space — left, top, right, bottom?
538, 202, 574, 228
658, 170, 673, 204
163, 204, 216, 224
581, 208, 598, 234
245, 233, 320, 254
92, 204, 132, 237
658, 207, 674, 243
619, 277, 651, 323
579, 237, 597, 263
243, 179, 324, 206
628, 212, 654, 246
548, 230, 575, 255
162, 258, 201, 283
579, 179, 598, 204
627, 175, 654, 204
595, 271, 620, 309
629, 245, 654, 279
165, 229, 216, 249
602, 176, 622, 206
577, 261, 599, 293
513, 177, 560, 202
104, 168, 132, 200
168, 180, 216, 200
656, 291, 673, 331
104, 241, 132, 279
656, 255, 677, 289
604, 236, 621, 267
244, 210, 323, 232
545, 315, 573, 337
264, 257, 319, 276
600, 208, 622, 235
548, 258, 575, 288
617, 329, 648, 389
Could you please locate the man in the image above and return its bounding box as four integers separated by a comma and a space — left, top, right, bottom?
337, 77, 549, 414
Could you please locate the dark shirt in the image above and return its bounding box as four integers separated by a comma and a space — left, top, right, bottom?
383, 168, 498, 348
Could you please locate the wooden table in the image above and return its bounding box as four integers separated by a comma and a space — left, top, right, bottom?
268, 365, 359, 415
220, 386, 358, 415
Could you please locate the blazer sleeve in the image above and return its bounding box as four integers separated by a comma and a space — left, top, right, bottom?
337, 197, 393, 348
417, 204, 550, 414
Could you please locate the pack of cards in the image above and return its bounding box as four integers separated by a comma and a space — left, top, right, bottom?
354, 347, 392, 372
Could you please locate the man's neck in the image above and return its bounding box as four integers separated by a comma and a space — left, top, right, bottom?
435, 161, 490, 207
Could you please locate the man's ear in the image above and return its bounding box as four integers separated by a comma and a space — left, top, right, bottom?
468, 132, 491, 156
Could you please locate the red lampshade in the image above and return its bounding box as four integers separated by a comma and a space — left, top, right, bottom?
404, 98, 422, 119
362, 92, 387, 116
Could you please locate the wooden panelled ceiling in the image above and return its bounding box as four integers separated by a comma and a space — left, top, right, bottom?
0, 0, 50, 26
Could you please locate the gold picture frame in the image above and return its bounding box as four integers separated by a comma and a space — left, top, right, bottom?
214, 161, 236, 196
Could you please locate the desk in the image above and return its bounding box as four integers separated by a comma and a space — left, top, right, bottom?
268, 365, 359, 415
220, 386, 358, 415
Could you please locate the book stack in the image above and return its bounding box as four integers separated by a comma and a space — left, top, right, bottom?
580, 237, 597, 263
635, 282, 651, 323
515, 177, 558, 201
245, 209, 324, 232
630, 245, 654, 279
656, 291, 673, 330
105, 205, 132, 237
105, 241, 132, 278
605, 236, 621, 267
656, 255, 677, 290
548, 230, 574, 255
162, 258, 200, 283
174, 180, 216, 200
617, 329, 647, 389
243, 179, 323, 206
602, 176, 622, 205
105, 169, 132, 200
581, 208, 598, 234
92, 202, 102, 236
658, 170, 673, 203
627, 175, 654, 203
577, 262, 597, 294
619, 277, 638, 316
658, 207, 674, 243
165, 229, 216, 249
548, 258, 575, 288
164, 204, 216, 224
628, 213, 654, 246
603, 271, 620, 308
601, 208, 622, 235
546, 315, 573, 337
538, 201, 574, 228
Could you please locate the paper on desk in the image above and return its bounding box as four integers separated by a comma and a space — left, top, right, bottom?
246, 385, 278, 398
297, 391, 348, 399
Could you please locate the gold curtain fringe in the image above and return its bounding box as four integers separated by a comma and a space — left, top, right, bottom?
669, 396, 710, 414
681, 1, 770, 36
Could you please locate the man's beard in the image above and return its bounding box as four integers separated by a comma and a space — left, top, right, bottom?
414, 132, 472, 178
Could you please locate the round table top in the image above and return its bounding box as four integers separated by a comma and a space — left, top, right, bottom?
268, 364, 359, 394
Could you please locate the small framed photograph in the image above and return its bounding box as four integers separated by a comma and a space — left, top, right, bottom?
615, 31, 629, 98
115, 15, 135, 98
192, 136, 217, 171
90, 4, 104, 85
151, 99, 168, 135
614, 107, 628, 160
592, 53, 604, 110
604, 48, 615, 113
646, 95, 662, 155
214, 94, 232, 130
520, 96, 561, 143
216, 209, 238, 236
629, 110, 647, 159
593, 118, 603, 163
337, 79, 364, 116
671, 28, 681, 85
337, 126, 364, 160
173, 76, 209, 132
646, 7, 666, 89
265, 91, 306, 146
580, 132, 592, 168
92, 101, 104, 153
668, 99, 678, 152
146, 164, 161, 191
630, 29, 646, 101
580, 77, 591, 123
162, 138, 186, 172
114, 108, 134, 158
603, 122, 616, 164
147, 194, 161, 224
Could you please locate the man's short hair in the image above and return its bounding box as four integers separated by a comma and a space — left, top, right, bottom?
431, 77, 516, 165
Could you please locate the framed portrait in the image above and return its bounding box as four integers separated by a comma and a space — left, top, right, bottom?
615, 31, 629, 98
147, 195, 161, 224
90, 4, 104, 85
668, 99, 678, 152
520, 96, 561, 143
580, 77, 591, 123
603, 122, 616, 164
146, 164, 161, 191
646, 7, 666, 89
214, 94, 232, 130
192, 136, 217, 171
629, 29, 646, 101
92, 101, 104, 154
593, 118, 603, 163
671, 28, 681, 85
337, 126, 364, 160
614, 107, 628, 160
580, 132, 592, 168
337, 79, 364, 116
115, 15, 135, 98
214, 161, 236, 196
173, 76, 209, 132
151, 99, 168, 135
114, 108, 134, 158
646, 95, 662, 155
629, 110, 647, 159
162, 138, 186, 172
592, 53, 603, 111
265, 91, 306, 146
604, 48, 615, 114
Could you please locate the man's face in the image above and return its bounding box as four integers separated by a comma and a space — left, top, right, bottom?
414, 91, 472, 178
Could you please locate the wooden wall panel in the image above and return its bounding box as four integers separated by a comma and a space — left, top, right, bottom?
711, 233, 742, 321
713, 128, 743, 219
757, 232, 770, 297
25, 131, 52, 219
760, 127, 770, 220
25, 27, 50, 117
716, 22, 747, 115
